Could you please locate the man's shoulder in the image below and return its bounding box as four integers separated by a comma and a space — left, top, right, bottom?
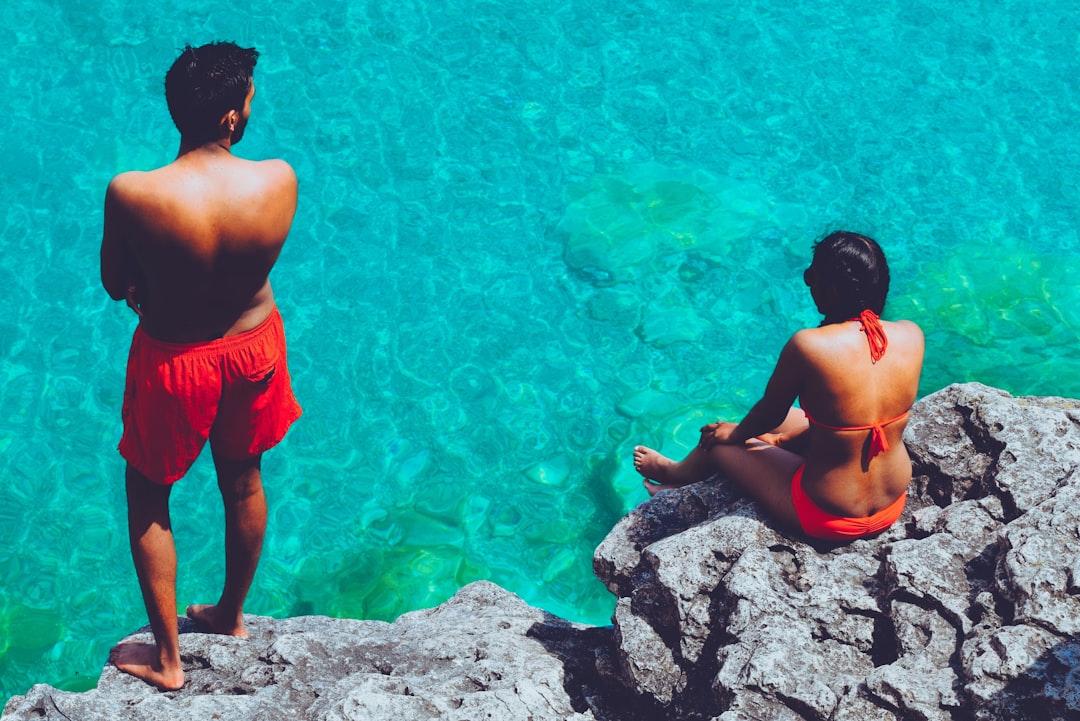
241, 157, 297, 185
107, 169, 148, 192
105, 170, 156, 212
231, 158, 298, 208
251, 156, 295, 172
107, 166, 175, 199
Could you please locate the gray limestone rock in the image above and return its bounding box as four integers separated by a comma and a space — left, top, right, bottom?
6, 382, 1080, 721
2, 582, 618, 721
593, 383, 1080, 720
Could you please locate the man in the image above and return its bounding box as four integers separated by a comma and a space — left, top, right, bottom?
100, 41, 301, 690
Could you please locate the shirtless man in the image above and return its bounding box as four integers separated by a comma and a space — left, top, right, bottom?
100, 42, 301, 690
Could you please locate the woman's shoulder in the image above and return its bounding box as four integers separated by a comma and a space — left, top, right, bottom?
788, 318, 924, 359
787, 324, 852, 359
884, 318, 925, 344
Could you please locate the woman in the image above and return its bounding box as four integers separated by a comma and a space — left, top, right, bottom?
634, 231, 924, 540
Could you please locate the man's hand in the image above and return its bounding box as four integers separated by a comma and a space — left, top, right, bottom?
126, 285, 144, 317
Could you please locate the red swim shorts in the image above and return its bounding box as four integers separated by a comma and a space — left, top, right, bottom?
790, 465, 906, 540
118, 307, 302, 484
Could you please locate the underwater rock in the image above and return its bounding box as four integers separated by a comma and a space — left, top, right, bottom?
6, 383, 1080, 720
556, 162, 772, 285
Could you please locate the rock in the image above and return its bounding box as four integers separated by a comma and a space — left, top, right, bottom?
593, 382, 1080, 720
6, 382, 1080, 720
2, 582, 625, 721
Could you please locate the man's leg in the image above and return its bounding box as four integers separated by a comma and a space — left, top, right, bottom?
186, 450, 265, 637
110, 465, 184, 690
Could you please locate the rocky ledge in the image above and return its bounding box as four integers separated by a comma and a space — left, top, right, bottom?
6, 383, 1080, 720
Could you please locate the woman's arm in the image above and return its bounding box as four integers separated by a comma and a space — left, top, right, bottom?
756, 421, 811, 453
706, 334, 807, 446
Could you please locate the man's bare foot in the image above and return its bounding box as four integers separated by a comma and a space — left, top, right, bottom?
186, 604, 248, 638
633, 446, 689, 496
109, 642, 184, 690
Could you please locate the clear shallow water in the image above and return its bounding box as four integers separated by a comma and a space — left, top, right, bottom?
2, 0, 1080, 703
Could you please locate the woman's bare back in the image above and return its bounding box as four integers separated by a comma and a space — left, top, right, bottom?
794, 318, 925, 515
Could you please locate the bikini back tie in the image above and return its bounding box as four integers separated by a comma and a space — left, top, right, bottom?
804, 410, 910, 459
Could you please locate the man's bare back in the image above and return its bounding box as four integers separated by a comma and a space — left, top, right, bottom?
101, 85, 297, 343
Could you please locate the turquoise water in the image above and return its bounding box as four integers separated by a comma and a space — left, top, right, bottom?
2, 0, 1080, 703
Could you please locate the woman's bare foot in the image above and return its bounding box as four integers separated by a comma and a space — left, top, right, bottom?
109, 642, 184, 690
634, 446, 689, 496
186, 604, 248, 638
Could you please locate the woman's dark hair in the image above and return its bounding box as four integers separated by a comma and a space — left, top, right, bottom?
164, 42, 259, 143
810, 231, 890, 321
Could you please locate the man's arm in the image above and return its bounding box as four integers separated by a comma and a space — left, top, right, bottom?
100, 175, 140, 302
263, 159, 299, 239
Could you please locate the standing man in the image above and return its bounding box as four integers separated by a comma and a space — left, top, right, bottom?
100, 41, 301, 690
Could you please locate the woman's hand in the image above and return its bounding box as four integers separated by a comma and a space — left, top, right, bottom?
698, 421, 741, 448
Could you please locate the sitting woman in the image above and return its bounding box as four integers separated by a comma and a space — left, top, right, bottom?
634, 231, 925, 540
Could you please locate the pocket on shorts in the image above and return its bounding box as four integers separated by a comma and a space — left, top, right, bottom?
247, 362, 277, 385
227, 339, 281, 387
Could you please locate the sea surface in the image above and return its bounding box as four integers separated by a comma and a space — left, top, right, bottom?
2, 0, 1079, 703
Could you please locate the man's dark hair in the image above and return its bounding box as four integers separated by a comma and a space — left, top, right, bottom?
165, 42, 259, 142
810, 230, 891, 321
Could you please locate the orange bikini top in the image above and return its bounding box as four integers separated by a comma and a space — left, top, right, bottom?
804, 309, 908, 459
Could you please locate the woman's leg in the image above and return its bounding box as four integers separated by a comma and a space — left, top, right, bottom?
768, 407, 809, 435
636, 439, 804, 531
755, 407, 810, 450
634, 443, 719, 494
705, 440, 804, 531
635, 407, 809, 496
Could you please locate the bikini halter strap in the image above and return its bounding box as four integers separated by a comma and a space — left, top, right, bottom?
850, 309, 887, 363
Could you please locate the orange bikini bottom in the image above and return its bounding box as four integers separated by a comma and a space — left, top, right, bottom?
790, 465, 905, 540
